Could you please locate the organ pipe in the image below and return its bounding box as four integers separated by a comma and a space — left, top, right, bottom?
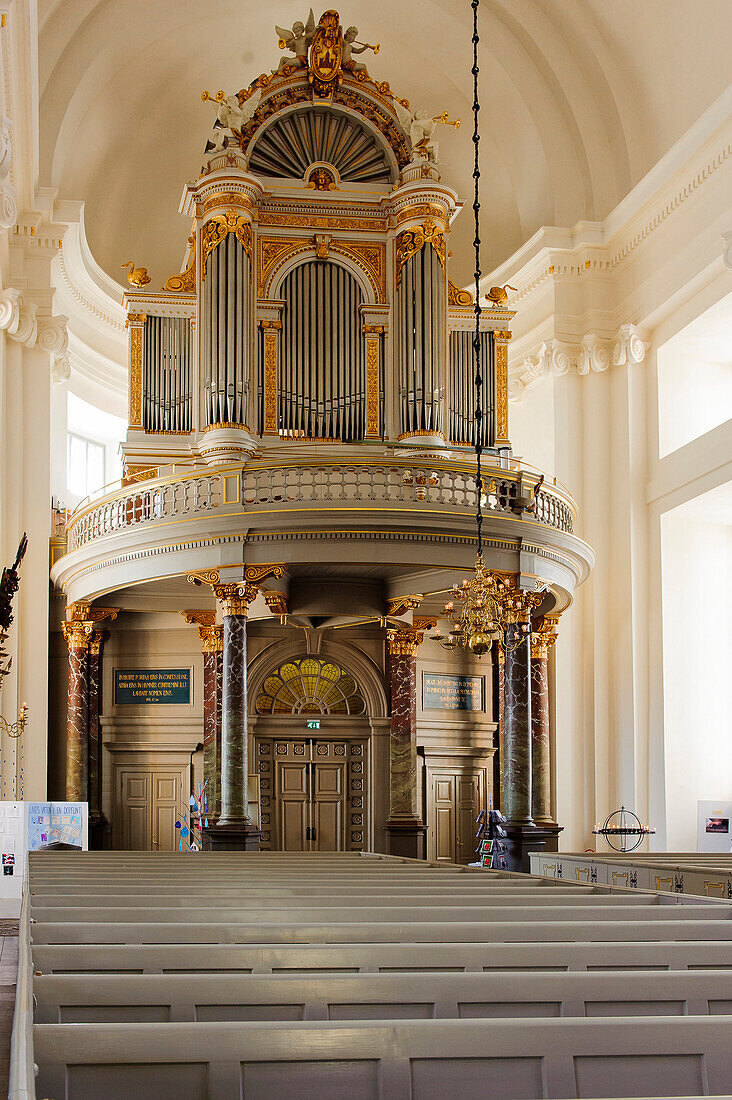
201, 231, 253, 426
396, 246, 445, 435
448, 330, 493, 446
278, 260, 366, 440
142, 316, 193, 432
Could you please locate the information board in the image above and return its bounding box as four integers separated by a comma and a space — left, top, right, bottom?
27, 802, 88, 851
114, 668, 191, 705
422, 672, 483, 711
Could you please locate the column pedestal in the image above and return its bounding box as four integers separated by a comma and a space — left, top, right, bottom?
503, 822, 563, 873
201, 823, 261, 851
385, 821, 427, 860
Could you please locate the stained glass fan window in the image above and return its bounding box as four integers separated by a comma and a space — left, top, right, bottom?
256, 657, 366, 715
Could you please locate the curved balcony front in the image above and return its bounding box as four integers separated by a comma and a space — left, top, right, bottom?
51, 452, 593, 606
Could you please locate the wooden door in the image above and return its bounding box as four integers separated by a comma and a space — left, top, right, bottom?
431, 772, 456, 862
428, 766, 486, 865
269, 738, 355, 852
312, 741, 346, 851
113, 763, 188, 851
276, 761, 309, 852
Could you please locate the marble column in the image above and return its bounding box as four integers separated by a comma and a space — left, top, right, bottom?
219, 607, 249, 825
503, 618, 533, 826
61, 621, 92, 801
497, 640, 505, 810
529, 618, 556, 824
62, 605, 117, 805
200, 625, 223, 819
88, 631, 104, 839
385, 627, 426, 859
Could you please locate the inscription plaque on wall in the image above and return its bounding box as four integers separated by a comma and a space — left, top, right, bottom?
423, 672, 483, 711
114, 668, 191, 705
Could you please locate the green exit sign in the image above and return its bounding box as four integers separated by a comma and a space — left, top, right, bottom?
306, 720, 321, 730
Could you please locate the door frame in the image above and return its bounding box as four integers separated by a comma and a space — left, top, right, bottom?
422, 746, 494, 864
253, 718, 372, 852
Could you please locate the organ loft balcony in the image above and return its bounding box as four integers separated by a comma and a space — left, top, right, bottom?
50, 47, 593, 615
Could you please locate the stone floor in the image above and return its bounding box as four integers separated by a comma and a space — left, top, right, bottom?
0, 928, 19, 1097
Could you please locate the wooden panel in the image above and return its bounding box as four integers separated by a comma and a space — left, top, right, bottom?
313, 762, 346, 852
431, 773, 455, 863
457, 773, 482, 865
153, 771, 183, 853
116, 769, 151, 851
277, 763, 308, 852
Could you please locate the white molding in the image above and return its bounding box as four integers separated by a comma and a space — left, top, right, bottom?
509, 324, 649, 402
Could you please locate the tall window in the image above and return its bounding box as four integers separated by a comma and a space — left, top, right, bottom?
67, 433, 105, 497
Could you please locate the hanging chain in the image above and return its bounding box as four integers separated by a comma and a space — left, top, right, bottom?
471, 0, 483, 557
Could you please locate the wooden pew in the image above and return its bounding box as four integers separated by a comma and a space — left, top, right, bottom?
33, 1017, 732, 1099
32, 969, 732, 1023
31, 939, 732, 975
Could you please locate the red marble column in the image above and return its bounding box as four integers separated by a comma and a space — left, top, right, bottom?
88, 631, 104, 835
61, 621, 93, 801
385, 627, 426, 859
503, 617, 533, 826
497, 640, 505, 809
199, 625, 223, 819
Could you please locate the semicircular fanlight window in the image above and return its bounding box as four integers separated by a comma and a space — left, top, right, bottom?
256, 657, 367, 715
249, 107, 393, 183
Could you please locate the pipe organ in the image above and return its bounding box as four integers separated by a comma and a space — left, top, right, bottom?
121, 9, 514, 476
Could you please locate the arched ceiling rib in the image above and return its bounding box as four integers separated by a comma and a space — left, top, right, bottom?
37, 0, 732, 287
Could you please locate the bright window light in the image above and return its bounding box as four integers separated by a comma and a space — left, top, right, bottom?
67, 433, 105, 497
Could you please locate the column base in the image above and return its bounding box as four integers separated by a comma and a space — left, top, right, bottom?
502, 822, 563, 873
201, 823, 261, 852
89, 811, 106, 851
385, 820, 427, 860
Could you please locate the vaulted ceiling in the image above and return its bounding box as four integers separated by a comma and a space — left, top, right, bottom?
38, 0, 732, 287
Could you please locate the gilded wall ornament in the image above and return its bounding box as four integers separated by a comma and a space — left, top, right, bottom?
448, 279, 472, 308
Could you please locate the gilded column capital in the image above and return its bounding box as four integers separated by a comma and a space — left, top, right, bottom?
199, 624, 224, 653
61, 621, 94, 650
493, 329, 513, 342
530, 614, 560, 659
188, 565, 286, 617
386, 627, 424, 657
211, 582, 258, 618
259, 318, 282, 331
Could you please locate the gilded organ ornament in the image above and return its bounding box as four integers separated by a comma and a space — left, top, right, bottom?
201, 211, 252, 277
395, 218, 446, 287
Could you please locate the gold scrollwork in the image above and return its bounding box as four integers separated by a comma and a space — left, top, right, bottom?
163, 237, 196, 293
495, 341, 509, 443
395, 219, 446, 288
129, 325, 144, 427
364, 333, 380, 437
262, 326, 279, 433
448, 279, 472, 308
201, 211, 253, 278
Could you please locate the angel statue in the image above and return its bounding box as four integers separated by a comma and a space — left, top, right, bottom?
202, 89, 262, 153
342, 27, 380, 74
273, 10, 316, 74
0, 533, 27, 633
393, 103, 460, 165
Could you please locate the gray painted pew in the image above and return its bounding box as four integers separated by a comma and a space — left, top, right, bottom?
32, 969, 732, 1023
33, 1017, 732, 1099
29, 917, 732, 944
31, 939, 732, 975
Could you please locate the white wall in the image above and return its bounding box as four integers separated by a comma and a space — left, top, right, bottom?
657, 291, 732, 457
661, 491, 732, 849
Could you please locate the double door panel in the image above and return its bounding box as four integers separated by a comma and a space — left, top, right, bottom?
113, 764, 188, 851
277, 740, 346, 852
428, 767, 486, 865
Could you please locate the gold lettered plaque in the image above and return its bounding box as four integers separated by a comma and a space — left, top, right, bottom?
309, 10, 343, 94
422, 672, 483, 711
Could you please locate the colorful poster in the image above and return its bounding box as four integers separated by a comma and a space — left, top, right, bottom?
27, 802, 88, 851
